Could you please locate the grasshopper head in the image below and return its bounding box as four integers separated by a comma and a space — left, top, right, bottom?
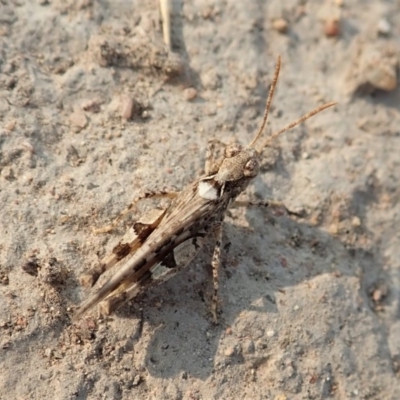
215, 144, 260, 183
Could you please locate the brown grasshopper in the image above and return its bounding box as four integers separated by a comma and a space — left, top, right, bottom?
74, 56, 335, 322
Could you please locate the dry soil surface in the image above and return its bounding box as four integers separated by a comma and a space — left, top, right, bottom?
1, 1, 400, 399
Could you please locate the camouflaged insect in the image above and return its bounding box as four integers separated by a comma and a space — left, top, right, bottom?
74, 57, 335, 322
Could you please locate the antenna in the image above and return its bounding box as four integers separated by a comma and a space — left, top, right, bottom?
247, 56, 336, 151
260, 101, 337, 149
247, 56, 281, 148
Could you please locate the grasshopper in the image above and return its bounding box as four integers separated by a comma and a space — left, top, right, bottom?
74, 56, 335, 322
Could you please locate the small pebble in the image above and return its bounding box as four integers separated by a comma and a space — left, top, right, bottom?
367, 64, 397, 91
377, 19, 391, 36
266, 330, 275, 338
351, 216, 361, 227
45, 348, 53, 358
132, 375, 141, 387
329, 223, 339, 235
202, 69, 221, 90
272, 18, 288, 33
69, 109, 88, 131
21, 140, 34, 153
224, 346, 235, 357
1, 340, 11, 349
82, 98, 101, 113
202, 5, 214, 20
4, 120, 16, 131
293, 304, 300, 311
183, 87, 197, 101
1, 166, 15, 181
324, 18, 340, 37
120, 96, 134, 120
141, 110, 150, 119
372, 289, 383, 303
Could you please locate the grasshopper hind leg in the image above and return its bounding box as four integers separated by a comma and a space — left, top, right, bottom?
210, 223, 223, 323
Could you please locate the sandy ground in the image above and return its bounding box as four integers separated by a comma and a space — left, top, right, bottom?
1, 1, 400, 399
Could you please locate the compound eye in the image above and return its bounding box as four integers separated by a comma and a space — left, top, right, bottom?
225, 143, 242, 158
243, 159, 259, 177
